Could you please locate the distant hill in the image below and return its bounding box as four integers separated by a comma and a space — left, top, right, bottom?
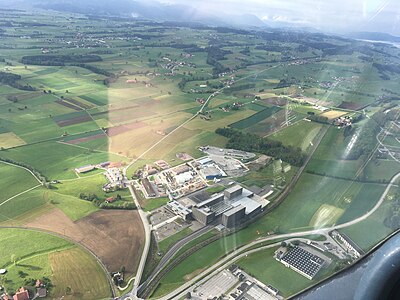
3, 0, 266, 29
346, 32, 400, 43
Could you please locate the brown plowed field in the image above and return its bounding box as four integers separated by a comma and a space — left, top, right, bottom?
66, 133, 106, 144
26, 208, 144, 276
55, 114, 92, 127
106, 121, 147, 137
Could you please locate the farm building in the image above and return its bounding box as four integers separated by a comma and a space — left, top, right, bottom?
75, 164, 95, 173
105, 197, 116, 203
142, 178, 156, 197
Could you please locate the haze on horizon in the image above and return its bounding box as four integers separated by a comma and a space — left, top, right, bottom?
160, 0, 400, 35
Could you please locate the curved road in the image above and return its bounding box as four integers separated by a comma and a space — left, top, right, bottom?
0, 225, 116, 298
155, 171, 400, 300
137, 225, 213, 294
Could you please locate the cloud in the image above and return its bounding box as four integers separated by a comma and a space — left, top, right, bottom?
160, 0, 400, 35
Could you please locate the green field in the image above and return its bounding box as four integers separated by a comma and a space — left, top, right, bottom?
0, 141, 125, 180
236, 247, 315, 297
0, 228, 111, 299
340, 184, 398, 251
157, 227, 193, 254
229, 106, 281, 130
270, 120, 324, 152
0, 163, 39, 205
142, 197, 170, 212
1, 8, 400, 298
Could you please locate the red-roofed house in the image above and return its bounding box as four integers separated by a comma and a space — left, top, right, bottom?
105, 197, 116, 203
13, 287, 29, 300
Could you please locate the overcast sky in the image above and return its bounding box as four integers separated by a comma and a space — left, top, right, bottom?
161, 0, 400, 35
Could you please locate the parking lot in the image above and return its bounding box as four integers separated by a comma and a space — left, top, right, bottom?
154, 221, 188, 241
193, 270, 238, 299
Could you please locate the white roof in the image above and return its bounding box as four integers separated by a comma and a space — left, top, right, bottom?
197, 157, 213, 165
231, 197, 261, 214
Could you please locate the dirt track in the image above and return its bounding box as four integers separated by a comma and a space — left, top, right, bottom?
25, 208, 144, 276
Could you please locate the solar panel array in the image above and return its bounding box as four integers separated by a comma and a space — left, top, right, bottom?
281, 246, 325, 279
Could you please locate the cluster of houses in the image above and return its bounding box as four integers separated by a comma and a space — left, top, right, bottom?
334, 116, 352, 127
1, 280, 47, 300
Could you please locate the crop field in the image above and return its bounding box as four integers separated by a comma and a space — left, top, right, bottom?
270, 121, 325, 152
339, 184, 399, 251
0, 163, 39, 205
26, 209, 145, 276
309, 204, 344, 228
0, 141, 125, 180
319, 110, 348, 120
0, 228, 110, 299
305, 126, 364, 179
0, 132, 26, 148
229, 106, 281, 129
1, 7, 400, 299
49, 247, 111, 300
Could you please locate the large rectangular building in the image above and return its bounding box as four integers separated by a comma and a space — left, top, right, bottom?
222, 205, 246, 227
279, 246, 326, 280
192, 206, 215, 225
142, 178, 156, 197
224, 185, 243, 200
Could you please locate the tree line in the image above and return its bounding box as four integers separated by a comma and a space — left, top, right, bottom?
215, 127, 306, 167
0, 71, 35, 91
0, 157, 48, 185
206, 46, 231, 76
21, 54, 102, 66
346, 110, 388, 160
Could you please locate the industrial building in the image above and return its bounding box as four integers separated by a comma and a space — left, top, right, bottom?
191, 185, 263, 227
167, 200, 192, 220
225, 185, 243, 199
221, 205, 245, 227
199, 165, 225, 180
277, 246, 326, 280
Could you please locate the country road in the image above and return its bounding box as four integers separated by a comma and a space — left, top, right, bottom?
0, 225, 117, 298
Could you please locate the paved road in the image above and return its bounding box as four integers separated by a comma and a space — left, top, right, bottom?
155, 171, 400, 300
125, 184, 152, 299
137, 225, 213, 295
0, 159, 43, 184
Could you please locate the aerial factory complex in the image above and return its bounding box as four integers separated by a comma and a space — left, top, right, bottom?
0, 2, 399, 300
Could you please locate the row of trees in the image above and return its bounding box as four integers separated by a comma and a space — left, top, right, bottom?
78, 192, 135, 210
346, 111, 386, 160
21, 54, 102, 66
384, 187, 400, 230
0, 71, 35, 91
0, 157, 48, 185
206, 46, 231, 76
215, 127, 306, 167
71, 63, 114, 77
